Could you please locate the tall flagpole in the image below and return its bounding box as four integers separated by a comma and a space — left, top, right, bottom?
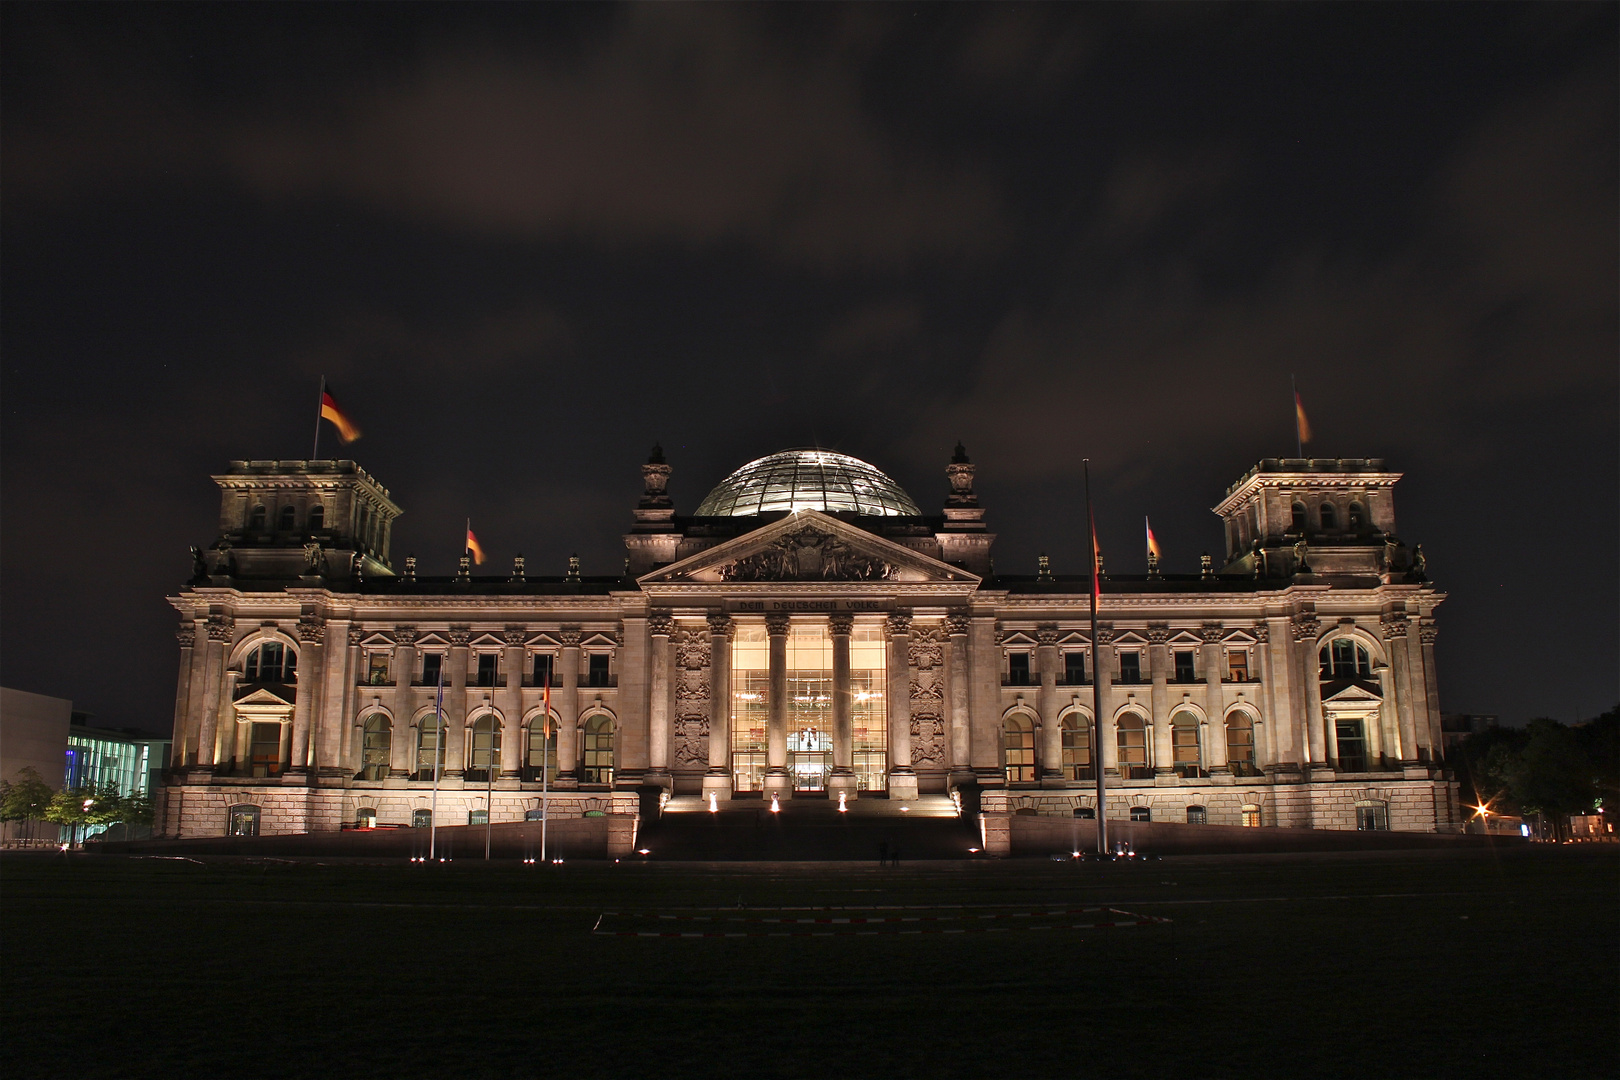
1292, 374, 1301, 458
541, 667, 552, 863
312, 375, 326, 461
1084, 459, 1107, 856
429, 663, 444, 860
485, 694, 495, 860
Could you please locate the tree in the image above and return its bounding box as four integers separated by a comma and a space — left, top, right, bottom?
0, 767, 57, 842
1573, 706, 1619, 812
1492, 719, 1600, 838
43, 786, 94, 846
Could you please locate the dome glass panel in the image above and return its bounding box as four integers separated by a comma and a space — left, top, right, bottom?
694, 449, 921, 517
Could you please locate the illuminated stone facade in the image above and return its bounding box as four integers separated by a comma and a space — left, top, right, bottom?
156, 448, 1461, 839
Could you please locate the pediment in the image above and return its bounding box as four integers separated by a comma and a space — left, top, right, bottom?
1323, 682, 1383, 704
639, 511, 979, 586
235, 686, 294, 708
1167, 630, 1205, 647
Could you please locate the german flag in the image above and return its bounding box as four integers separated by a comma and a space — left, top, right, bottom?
1294, 391, 1312, 445
320, 387, 361, 443
465, 526, 486, 565
1145, 517, 1162, 561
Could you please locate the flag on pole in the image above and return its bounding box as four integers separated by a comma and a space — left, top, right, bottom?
541, 668, 552, 736
1294, 390, 1312, 445
1089, 510, 1103, 601
319, 387, 362, 443
1145, 517, 1162, 561
465, 526, 486, 565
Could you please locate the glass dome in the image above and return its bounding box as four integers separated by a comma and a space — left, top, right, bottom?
694, 449, 921, 517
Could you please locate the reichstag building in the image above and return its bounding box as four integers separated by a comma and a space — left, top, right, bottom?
157, 445, 1461, 840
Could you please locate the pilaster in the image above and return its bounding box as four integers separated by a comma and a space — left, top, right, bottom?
703, 614, 733, 800
886, 611, 918, 799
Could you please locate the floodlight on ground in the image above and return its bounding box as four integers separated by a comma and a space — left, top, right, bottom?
838, 792, 848, 812
900, 805, 909, 812
709, 792, 719, 813
770, 793, 781, 813
638, 848, 650, 856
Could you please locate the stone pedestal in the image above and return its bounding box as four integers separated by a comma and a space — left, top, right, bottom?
887, 769, 920, 801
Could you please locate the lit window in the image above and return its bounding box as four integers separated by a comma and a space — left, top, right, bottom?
356, 808, 377, 828
469, 809, 489, 826
1240, 804, 1262, 827
1335, 719, 1367, 772
1356, 800, 1388, 831
1117, 713, 1150, 778
415, 717, 444, 779
228, 804, 261, 837
1226, 713, 1258, 776
359, 714, 390, 781
1003, 714, 1036, 783
1060, 714, 1092, 780
368, 653, 390, 685
467, 715, 501, 780
1171, 712, 1201, 777
526, 720, 557, 781
1226, 649, 1250, 682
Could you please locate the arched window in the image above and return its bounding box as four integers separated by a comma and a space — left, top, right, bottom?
278, 505, 297, 531
467, 715, 501, 781
228, 804, 260, 837
1320, 639, 1373, 679
1003, 713, 1036, 783
244, 641, 296, 683
249, 505, 267, 531
1290, 502, 1307, 531
582, 715, 615, 785
1347, 502, 1364, 529
525, 719, 557, 782
1318, 502, 1336, 530
411, 808, 432, 829
355, 808, 377, 829
359, 714, 390, 781
1171, 712, 1202, 777
1186, 805, 1208, 825
1226, 712, 1258, 776
1060, 713, 1093, 781
307, 504, 325, 532
1116, 713, 1150, 779
1129, 806, 1151, 822
415, 717, 444, 779
1240, 804, 1262, 827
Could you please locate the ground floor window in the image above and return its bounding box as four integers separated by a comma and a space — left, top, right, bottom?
852, 750, 886, 792
1171, 713, 1202, 778
1186, 805, 1207, 825
468, 809, 489, 826
525, 721, 557, 782
416, 718, 445, 780
412, 809, 432, 828
1073, 806, 1095, 819
1227, 713, 1259, 776
582, 714, 614, 785
1003, 714, 1036, 783
1356, 801, 1388, 831
466, 715, 501, 782
228, 804, 260, 837
1241, 804, 1262, 827
1130, 806, 1151, 822
1117, 714, 1151, 779
355, 808, 376, 828
360, 715, 390, 781
1061, 714, 1093, 780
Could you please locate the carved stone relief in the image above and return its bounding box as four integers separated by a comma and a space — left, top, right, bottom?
719, 526, 897, 582
908, 624, 946, 768
672, 626, 712, 770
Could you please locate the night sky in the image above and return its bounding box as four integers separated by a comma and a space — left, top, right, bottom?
3, 4, 1615, 735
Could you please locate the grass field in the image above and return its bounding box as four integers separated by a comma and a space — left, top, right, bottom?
3, 846, 1614, 1079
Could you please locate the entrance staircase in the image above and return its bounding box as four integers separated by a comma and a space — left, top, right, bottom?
635, 795, 980, 861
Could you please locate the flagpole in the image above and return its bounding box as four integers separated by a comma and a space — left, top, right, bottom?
1292, 374, 1301, 458
485, 694, 495, 861
312, 376, 326, 461
1084, 459, 1107, 856
430, 664, 444, 860
541, 669, 551, 864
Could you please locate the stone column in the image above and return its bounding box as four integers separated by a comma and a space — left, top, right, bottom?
555, 629, 581, 782
1147, 627, 1173, 777
1297, 619, 1327, 771
1417, 622, 1443, 762
315, 621, 355, 780
1383, 615, 1418, 764
389, 627, 417, 778
444, 627, 469, 779
885, 611, 918, 799
171, 624, 197, 767
228, 678, 251, 773
828, 614, 856, 796
1096, 628, 1119, 776
969, 615, 1000, 777
289, 616, 323, 777
195, 615, 233, 771
763, 613, 791, 796
1201, 626, 1228, 772
499, 630, 525, 780
703, 614, 733, 800
1035, 625, 1062, 783
647, 612, 673, 785
276, 720, 292, 773
1260, 619, 1296, 769
945, 614, 972, 780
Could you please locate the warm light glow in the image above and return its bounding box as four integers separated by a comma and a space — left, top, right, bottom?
708, 791, 719, 813
770, 793, 781, 813
838, 792, 848, 812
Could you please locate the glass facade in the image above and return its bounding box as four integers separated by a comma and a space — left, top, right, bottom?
849, 623, 887, 790
731, 623, 770, 790
694, 449, 922, 517
64, 731, 156, 796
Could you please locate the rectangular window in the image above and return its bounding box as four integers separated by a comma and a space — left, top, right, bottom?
420, 652, 442, 687
1117, 651, 1141, 684
732, 624, 770, 791
249, 723, 282, 778
468, 809, 489, 826
1241, 807, 1262, 828
1186, 806, 1208, 825
587, 654, 611, 687
1007, 652, 1031, 685
1064, 651, 1087, 685
531, 653, 553, 688
1336, 719, 1368, 772
1173, 650, 1196, 682
850, 622, 887, 791
368, 653, 390, 685
476, 653, 498, 687
1226, 649, 1250, 682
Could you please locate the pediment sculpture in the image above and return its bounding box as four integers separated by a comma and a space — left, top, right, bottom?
719, 526, 897, 582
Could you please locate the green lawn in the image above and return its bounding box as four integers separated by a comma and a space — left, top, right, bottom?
3, 847, 1614, 1079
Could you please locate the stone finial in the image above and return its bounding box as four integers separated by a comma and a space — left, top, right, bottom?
511, 554, 526, 584
566, 554, 581, 581
1037, 553, 1052, 580
945, 444, 977, 503
1200, 552, 1213, 580
457, 554, 471, 581
403, 555, 417, 583
1146, 550, 1160, 578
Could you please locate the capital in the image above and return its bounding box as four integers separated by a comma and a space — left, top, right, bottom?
1200, 622, 1224, 644
649, 612, 675, 637
206, 614, 235, 642
765, 613, 791, 637
503, 626, 527, 646
559, 628, 583, 648
1380, 612, 1409, 639
828, 613, 854, 636
447, 626, 472, 647
296, 615, 324, 644
176, 625, 196, 648
348, 625, 365, 646
706, 613, 733, 638
1035, 624, 1060, 647
885, 611, 913, 637
945, 613, 970, 637
1146, 624, 1170, 646
393, 625, 418, 646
